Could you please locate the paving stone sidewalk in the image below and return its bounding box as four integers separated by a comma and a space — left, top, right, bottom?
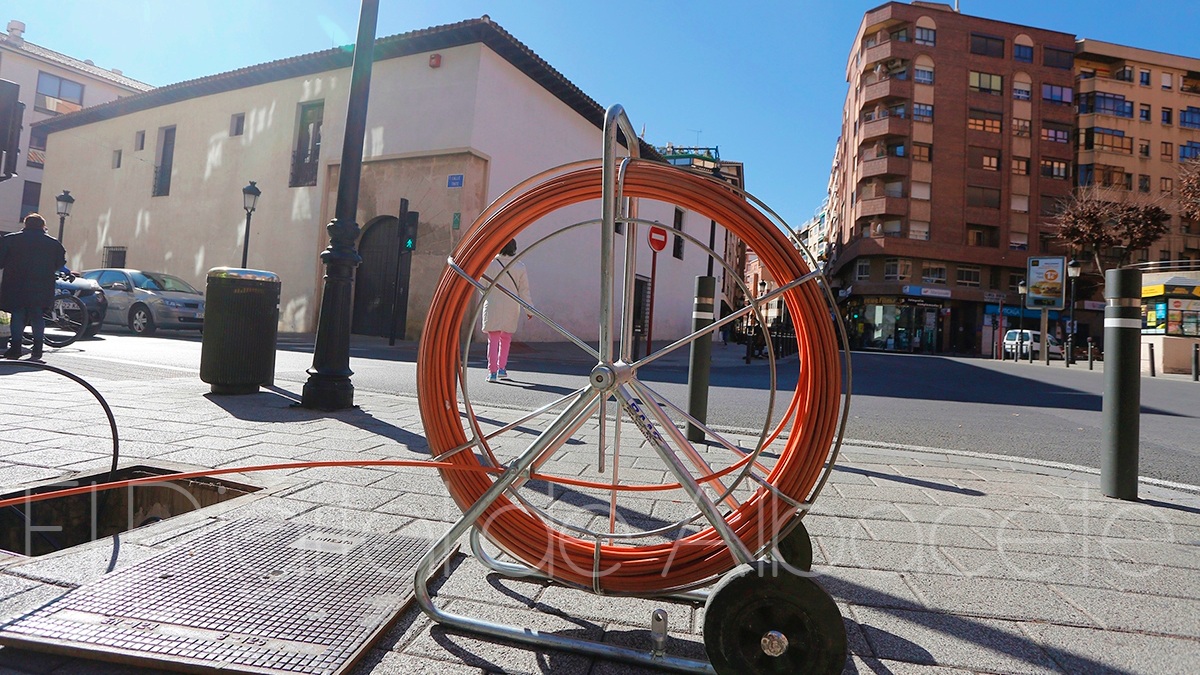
0, 360, 1198, 674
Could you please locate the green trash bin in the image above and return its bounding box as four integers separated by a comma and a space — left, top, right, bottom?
200, 268, 280, 394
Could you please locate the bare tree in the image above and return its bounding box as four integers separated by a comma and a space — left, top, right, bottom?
1055, 186, 1170, 272
1180, 156, 1200, 224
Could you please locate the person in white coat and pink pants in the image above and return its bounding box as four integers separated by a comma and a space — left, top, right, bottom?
481, 239, 533, 382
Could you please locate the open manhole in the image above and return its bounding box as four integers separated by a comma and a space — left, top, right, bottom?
0, 465, 259, 557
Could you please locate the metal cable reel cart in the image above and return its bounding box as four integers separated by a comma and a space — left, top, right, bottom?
412, 105, 852, 674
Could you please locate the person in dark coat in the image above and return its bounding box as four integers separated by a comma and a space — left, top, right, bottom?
0, 213, 67, 360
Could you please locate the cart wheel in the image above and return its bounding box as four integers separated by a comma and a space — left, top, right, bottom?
775, 519, 813, 572
704, 562, 846, 675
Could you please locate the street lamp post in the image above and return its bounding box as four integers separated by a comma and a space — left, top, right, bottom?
54, 189, 74, 245
1017, 280, 1028, 361
241, 181, 261, 268
1067, 259, 1081, 366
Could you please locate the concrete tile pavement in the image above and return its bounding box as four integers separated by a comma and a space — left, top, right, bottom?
0, 354, 1197, 674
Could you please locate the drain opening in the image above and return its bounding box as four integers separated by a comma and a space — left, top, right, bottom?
0, 465, 260, 557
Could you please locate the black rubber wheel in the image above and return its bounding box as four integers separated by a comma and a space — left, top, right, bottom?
27, 296, 88, 348
128, 304, 156, 335
704, 562, 846, 675
775, 519, 813, 572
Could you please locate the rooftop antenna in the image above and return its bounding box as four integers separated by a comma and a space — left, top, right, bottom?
687, 128, 702, 146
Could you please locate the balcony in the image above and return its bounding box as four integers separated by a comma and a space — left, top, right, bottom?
858, 196, 907, 218
860, 115, 910, 141
862, 40, 916, 72
863, 77, 912, 105
860, 155, 909, 179
289, 150, 320, 187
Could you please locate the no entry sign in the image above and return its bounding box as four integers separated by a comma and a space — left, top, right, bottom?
647, 226, 668, 252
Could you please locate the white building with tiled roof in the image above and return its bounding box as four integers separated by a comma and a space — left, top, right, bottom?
34, 17, 731, 342
0, 18, 152, 233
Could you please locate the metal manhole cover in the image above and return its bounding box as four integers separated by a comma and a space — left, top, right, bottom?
0, 519, 438, 674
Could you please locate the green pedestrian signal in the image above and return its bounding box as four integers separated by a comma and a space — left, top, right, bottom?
400, 210, 418, 253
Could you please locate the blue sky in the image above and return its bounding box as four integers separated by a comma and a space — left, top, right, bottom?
14, 1, 1200, 227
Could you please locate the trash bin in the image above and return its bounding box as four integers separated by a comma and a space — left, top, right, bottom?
200, 268, 280, 395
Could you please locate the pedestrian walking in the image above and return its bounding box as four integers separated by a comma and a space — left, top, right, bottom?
480, 239, 533, 382
0, 213, 67, 361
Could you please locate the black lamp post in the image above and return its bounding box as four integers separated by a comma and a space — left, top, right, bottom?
54, 189, 74, 244
1067, 259, 1081, 365
241, 181, 261, 268
1017, 280, 1028, 360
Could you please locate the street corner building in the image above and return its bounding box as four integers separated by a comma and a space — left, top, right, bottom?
29, 17, 736, 342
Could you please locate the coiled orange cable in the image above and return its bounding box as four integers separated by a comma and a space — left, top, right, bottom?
417, 160, 841, 594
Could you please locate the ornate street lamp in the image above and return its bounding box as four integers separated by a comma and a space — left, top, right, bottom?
241, 181, 261, 268
54, 189, 74, 244
1067, 259, 1082, 365
1017, 280, 1028, 361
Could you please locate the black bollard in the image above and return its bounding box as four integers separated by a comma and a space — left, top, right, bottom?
1088, 337, 1095, 370
1193, 343, 1199, 382
1101, 268, 1142, 501
687, 277, 716, 442
1148, 343, 1156, 377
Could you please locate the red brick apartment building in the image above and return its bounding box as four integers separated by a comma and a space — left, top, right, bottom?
826, 1, 1077, 355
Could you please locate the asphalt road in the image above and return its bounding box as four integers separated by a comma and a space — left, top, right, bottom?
23, 330, 1200, 488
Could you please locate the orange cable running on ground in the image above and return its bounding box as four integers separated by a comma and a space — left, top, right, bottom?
417, 159, 841, 594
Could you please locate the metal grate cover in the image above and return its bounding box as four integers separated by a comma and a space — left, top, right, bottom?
0, 519, 437, 674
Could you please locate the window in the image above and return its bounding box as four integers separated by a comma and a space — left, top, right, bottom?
856, 259, 871, 281
1115, 66, 1134, 82
230, 113, 245, 137
1138, 174, 1150, 193
1182, 141, 1200, 161
20, 181, 40, 220
969, 71, 1003, 95
135, 130, 145, 151
1079, 127, 1132, 154
1162, 108, 1173, 125
912, 143, 931, 161
112, 149, 122, 169
968, 146, 1000, 171
1012, 157, 1030, 175
1011, 194, 1029, 213
1162, 141, 1174, 161
26, 126, 46, 168
35, 71, 84, 115
152, 126, 176, 197
1078, 93, 1132, 118
966, 186, 1000, 209
914, 67, 934, 85
1040, 194, 1062, 216
922, 262, 947, 284
1140, 104, 1151, 122
1182, 107, 1200, 129
884, 258, 912, 281
911, 181, 931, 200
1040, 159, 1069, 180
1139, 139, 1151, 157
890, 27, 910, 43
1014, 44, 1033, 63
1012, 81, 1031, 101
1044, 47, 1074, 69
290, 101, 324, 187
913, 103, 933, 122
1162, 72, 1173, 90
1012, 118, 1030, 137
102, 246, 127, 268
968, 108, 1001, 133
672, 208, 684, 259
915, 27, 935, 45
1042, 84, 1072, 105
1087, 164, 1131, 189
909, 221, 930, 240
1042, 122, 1070, 143
1140, 69, 1151, 86
970, 34, 1004, 57
967, 226, 998, 247
957, 265, 982, 287
1161, 177, 1174, 194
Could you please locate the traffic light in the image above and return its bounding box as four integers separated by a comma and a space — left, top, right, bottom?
0, 79, 24, 181
400, 210, 419, 252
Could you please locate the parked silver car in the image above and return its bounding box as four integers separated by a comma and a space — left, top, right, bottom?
80, 269, 204, 335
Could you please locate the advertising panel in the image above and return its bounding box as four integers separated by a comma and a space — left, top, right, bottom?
1026, 257, 1066, 310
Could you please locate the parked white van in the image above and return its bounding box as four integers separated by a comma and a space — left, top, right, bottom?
1002, 330, 1063, 359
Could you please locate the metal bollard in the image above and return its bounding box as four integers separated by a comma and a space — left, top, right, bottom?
1194, 343, 1199, 382
686, 276, 715, 442
1101, 268, 1141, 501
1148, 343, 1156, 377
1088, 337, 1095, 370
